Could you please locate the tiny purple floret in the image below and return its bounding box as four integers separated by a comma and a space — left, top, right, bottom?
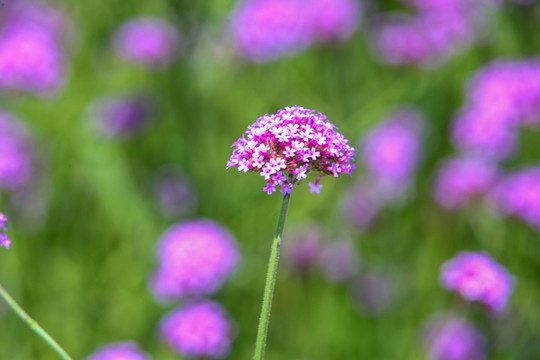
440, 251, 515, 314
161, 301, 234, 359
0, 213, 9, 249
227, 105, 355, 195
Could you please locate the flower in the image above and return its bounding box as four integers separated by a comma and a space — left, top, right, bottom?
0, 110, 33, 190
490, 167, 540, 233
284, 224, 325, 274
308, 0, 362, 44
440, 251, 515, 314
433, 156, 498, 211
0, 1, 67, 96
161, 301, 234, 359
361, 107, 423, 199
227, 105, 355, 195
113, 17, 180, 67
153, 167, 197, 218
318, 238, 360, 283
341, 181, 380, 229
150, 219, 239, 301
89, 94, 155, 139
423, 315, 486, 360
0, 213, 9, 249
85, 341, 152, 360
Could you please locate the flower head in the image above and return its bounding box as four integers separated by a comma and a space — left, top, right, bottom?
113, 17, 180, 67
161, 301, 234, 359
85, 341, 152, 360
0, 213, 9, 249
0, 110, 33, 190
227, 105, 355, 195
440, 251, 515, 314
423, 315, 486, 360
150, 219, 239, 301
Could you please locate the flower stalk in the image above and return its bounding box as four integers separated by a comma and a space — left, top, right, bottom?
0, 284, 72, 360
253, 193, 291, 360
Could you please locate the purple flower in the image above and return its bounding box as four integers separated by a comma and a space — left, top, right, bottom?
153, 167, 197, 218
229, 0, 312, 62
319, 238, 360, 283
308, 0, 362, 44
113, 17, 180, 67
423, 315, 486, 360
90, 94, 154, 139
362, 108, 423, 198
440, 251, 515, 314
341, 182, 380, 229
284, 225, 325, 274
150, 219, 239, 301
0, 110, 33, 190
85, 341, 152, 360
0, 213, 9, 249
349, 272, 395, 316
0, 1, 67, 96
161, 301, 234, 359
227, 105, 355, 195
433, 156, 499, 211
491, 167, 540, 232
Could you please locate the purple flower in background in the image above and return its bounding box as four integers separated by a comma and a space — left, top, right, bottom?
229, 0, 312, 62
491, 167, 540, 232
90, 94, 154, 139
349, 272, 394, 316
308, 0, 362, 44
0, 1, 67, 96
423, 316, 486, 360
341, 182, 380, 229
150, 219, 239, 301
86, 341, 152, 360
284, 225, 325, 274
113, 17, 180, 67
434, 156, 498, 211
153, 167, 197, 218
0, 213, 9, 249
362, 107, 423, 198
161, 301, 234, 359
440, 251, 515, 314
0, 110, 33, 190
319, 238, 360, 283
227, 105, 355, 195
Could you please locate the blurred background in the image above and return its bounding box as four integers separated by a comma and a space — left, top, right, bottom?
0, 0, 539, 359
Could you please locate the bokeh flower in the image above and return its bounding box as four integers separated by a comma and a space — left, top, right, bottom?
113, 17, 180, 67
349, 272, 395, 316
161, 301, 234, 359
319, 238, 360, 283
227, 105, 355, 195
423, 316, 486, 360
150, 219, 239, 301
90, 94, 155, 139
341, 181, 380, 229
153, 167, 197, 218
361, 107, 423, 199
308, 0, 362, 44
0, 213, 9, 249
0, 0, 67, 96
440, 251, 515, 313
284, 225, 325, 274
491, 167, 540, 233
0, 110, 33, 190
434, 156, 498, 211
86, 341, 152, 360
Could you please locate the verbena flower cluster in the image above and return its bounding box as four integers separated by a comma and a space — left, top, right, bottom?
113, 17, 180, 68
0, 213, 9, 249
160, 301, 233, 359
491, 167, 540, 233
452, 60, 540, 160
440, 252, 515, 314
229, 0, 361, 62
227, 105, 355, 195
423, 316, 486, 360
0, 110, 33, 190
86, 342, 152, 360
434, 156, 498, 211
90, 94, 155, 139
150, 219, 239, 301
0, 0, 68, 96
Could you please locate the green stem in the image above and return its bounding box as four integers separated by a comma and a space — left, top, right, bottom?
253, 193, 291, 360
0, 283, 72, 360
